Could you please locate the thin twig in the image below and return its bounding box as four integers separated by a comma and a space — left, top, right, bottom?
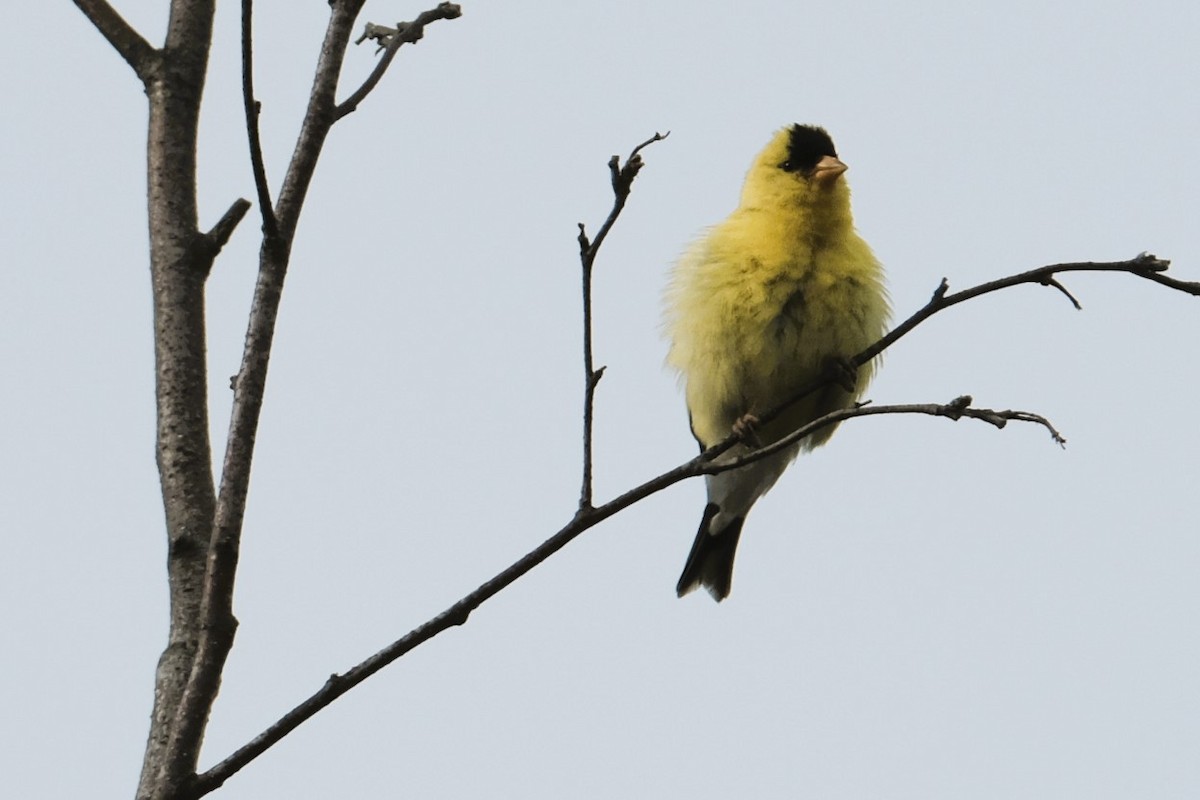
715, 396, 1066, 475
72, 0, 157, 82
241, 0, 278, 238
202, 198, 252, 258
334, 2, 463, 121
575, 132, 668, 510
859, 254, 1189, 365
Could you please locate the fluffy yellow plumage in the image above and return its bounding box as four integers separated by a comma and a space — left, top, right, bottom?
665, 124, 890, 601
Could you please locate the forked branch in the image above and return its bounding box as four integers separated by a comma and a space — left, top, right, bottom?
336, 2, 463, 120
576, 132, 669, 510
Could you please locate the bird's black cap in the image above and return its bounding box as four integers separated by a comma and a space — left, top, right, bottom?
781, 124, 837, 174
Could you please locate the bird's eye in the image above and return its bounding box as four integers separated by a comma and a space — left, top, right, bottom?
779, 158, 811, 175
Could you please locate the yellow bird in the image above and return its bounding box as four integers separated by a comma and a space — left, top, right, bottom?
665, 124, 890, 601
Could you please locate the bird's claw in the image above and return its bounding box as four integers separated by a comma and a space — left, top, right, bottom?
732, 413, 762, 447
824, 357, 858, 393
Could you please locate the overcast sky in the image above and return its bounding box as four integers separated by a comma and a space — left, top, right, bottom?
5, 1, 1200, 798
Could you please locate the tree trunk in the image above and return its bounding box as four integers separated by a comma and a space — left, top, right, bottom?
136, 3, 222, 798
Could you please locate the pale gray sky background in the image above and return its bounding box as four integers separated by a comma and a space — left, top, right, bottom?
5, 1, 1200, 798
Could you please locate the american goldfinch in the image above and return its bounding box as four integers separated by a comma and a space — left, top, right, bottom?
665, 124, 889, 601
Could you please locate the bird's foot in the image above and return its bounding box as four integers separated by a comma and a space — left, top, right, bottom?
731, 413, 762, 447
824, 356, 859, 393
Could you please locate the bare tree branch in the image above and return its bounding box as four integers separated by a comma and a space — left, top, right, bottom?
858, 253, 1192, 365
241, 0, 278, 238
334, 2, 463, 121
717, 396, 1066, 476
708, 253, 1195, 466
212, 0, 368, 525
173, 7, 465, 795
274, 1, 366, 237
72, 0, 157, 82
167, 7, 367, 795
193, 390, 1060, 793
126, 0, 228, 795
576, 132, 669, 510
202, 198, 252, 258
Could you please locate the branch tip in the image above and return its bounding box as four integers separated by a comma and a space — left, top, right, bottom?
1041, 276, 1083, 310
1135, 251, 1170, 271
609, 132, 668, 195
631, 130, 670, 157
337, 3, 464, 119
204, 199, 252, 254
715, 396, 1070, 477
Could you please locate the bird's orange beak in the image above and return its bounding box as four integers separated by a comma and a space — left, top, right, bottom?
812, 155, 848, 185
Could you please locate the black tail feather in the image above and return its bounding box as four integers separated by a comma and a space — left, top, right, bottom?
676, 503, 745, 602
